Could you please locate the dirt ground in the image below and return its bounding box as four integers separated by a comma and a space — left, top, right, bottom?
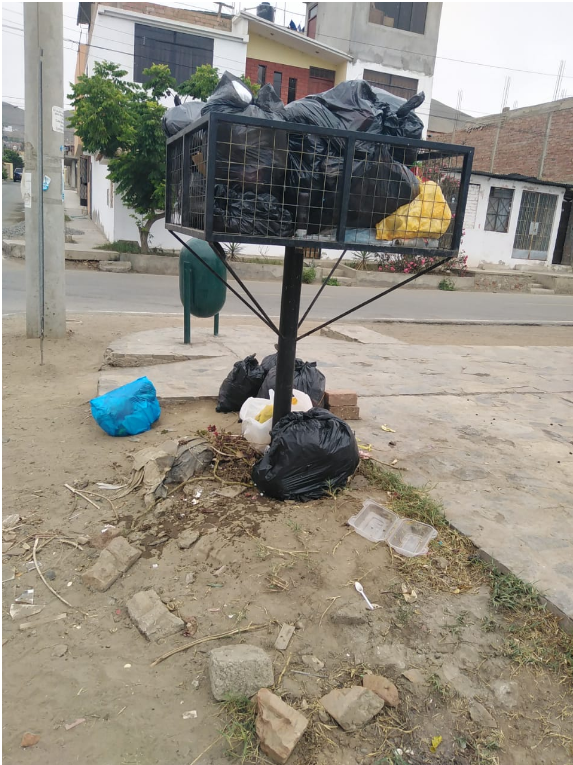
2, 314, 573, 765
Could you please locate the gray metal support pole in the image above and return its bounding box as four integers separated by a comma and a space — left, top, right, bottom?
24, 2, 66, 339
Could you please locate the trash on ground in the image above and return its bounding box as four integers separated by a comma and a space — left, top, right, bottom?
214, 485, 245, 499
2, 565, 15, 583
258, 358, 326, 407
2, 514, 21, 530
401, 584, 418, 603
96, 482, 126, 491
90, 376, 161, 437
354, 581, 379, 610
18, 613, 67, 631
182, 710, 198, 720
240, 389, 313, 451
274, 623, 295, 651
20, 733, 40, 748
348, 500, 437, 556
216, 354, 266, 413
430, 735, 443, 753
65, 718, 86, 731
380, 424, 396, 433
10, 603, 44, 621
252, 410, 360, 501
15, 589, 35, 604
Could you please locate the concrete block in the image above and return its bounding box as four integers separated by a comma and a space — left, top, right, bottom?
81, 550, 121, 592
328, 405, 360, 420
177, 529, 200, 550
209, 644, 274, 701
105, 536, 142, 572
320, 686, 383, 731
98, 260, 132, 273
325, 390, 358, 407
255, 688, 308, 764
126, 589, 184, 641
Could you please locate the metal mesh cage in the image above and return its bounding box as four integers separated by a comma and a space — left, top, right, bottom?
166, 112, 473, 257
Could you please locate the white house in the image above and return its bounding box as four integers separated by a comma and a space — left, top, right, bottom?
461, 171, 568, 269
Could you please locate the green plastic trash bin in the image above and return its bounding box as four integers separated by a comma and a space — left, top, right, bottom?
179, 239, 227, 318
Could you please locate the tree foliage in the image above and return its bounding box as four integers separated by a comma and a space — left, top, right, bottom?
3, 149, 24, 168
68, 62, 174, 252
178, 64, 220, 101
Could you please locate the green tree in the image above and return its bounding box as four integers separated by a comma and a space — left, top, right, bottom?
69, 62, 176, 252
3, 148, 24, 169
178, 64, 220, 101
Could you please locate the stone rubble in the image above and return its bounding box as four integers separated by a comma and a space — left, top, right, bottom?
320, 686, 384, 732
209, 644, 274, 701
126, 589, 184, 641
255, 688, 308, 764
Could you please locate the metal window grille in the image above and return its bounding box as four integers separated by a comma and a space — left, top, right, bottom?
512, 191, 558, 258
363, 69, 419, 101
309, 67, 336, 81
485, 187, 514, 233
166, 111, 473, 259
257, 64, 267, 85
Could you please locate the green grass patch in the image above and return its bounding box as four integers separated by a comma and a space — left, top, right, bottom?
219, 696, 259, 763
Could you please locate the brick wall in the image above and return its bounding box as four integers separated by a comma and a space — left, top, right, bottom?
100, 2, 233, 31
431, 103, 573, 184
245, 58, 311, 102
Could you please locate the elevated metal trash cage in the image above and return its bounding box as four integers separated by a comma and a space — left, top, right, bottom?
165, 111, 473, 427
166, 111, 474, 257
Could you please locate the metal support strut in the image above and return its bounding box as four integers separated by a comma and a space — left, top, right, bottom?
272, 247, 304, 427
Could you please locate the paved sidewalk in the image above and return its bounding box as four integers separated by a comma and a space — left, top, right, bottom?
98, 324, 573, 628
64, 188, 108, 250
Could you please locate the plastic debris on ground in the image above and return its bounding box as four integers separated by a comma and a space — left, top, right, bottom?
90, 376, 161, 437
252, 409, 360, 501
240, 389, 313, 451
216, 354, 266, 413
347, 499, 437, 556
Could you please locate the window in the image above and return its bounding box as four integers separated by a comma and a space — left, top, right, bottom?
485, 187, 514, 233
363, 69, 418, 100
309, 67, 335, 81
257, 64, 267, 85
307, 3, 317, 38
368, 3, 427, 34
287, 77, 297, 103
134, 23, 213, 84
273, 71, 282, 98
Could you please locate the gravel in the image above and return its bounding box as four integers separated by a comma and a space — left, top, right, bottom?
2, 223, 84, 239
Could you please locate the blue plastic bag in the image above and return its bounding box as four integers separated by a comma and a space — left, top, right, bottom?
90, 377, 161, 437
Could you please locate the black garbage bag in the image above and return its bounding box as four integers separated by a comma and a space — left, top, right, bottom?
252, 409, 360, 501
213, 184, 294, 238
258, 359, 326, 406
204, 74, 288, 192
260, 352, 280, 375
369, 87, 425, 164
162, 100, 203, 137
216, 354, 266, 413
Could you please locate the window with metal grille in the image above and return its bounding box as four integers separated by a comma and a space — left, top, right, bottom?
287, 77, 297, 103
363, 69, 418, 100
273, 71, 282, 98
368, 2, 427, 34
485, 187, 514, 233
134, 23, 213, 84
309, 67, 335, 81
257, 64, 267, 85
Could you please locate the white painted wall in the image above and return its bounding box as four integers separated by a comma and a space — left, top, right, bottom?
461, 174, 565, 269
89, 157, 116, 241
213, 35, 247, 77
88, 12, 135, 78
344, 59, 433, 135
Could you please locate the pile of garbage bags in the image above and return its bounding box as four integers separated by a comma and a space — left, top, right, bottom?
214, 353, 357, 501
163, 73, 452, 241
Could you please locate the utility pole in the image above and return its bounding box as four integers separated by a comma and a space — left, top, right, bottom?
24, 2, 66, 342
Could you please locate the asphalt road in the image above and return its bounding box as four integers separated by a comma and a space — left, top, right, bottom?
2, 180, 24, 229
3, 258, 573, 323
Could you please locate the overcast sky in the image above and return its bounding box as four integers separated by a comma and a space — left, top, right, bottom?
2, 1, 573, 118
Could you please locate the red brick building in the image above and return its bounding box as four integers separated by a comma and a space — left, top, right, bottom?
429, 97, 573, 185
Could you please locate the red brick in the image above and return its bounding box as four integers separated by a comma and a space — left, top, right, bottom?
328, 405, 360, 420
325, 390, 358, 407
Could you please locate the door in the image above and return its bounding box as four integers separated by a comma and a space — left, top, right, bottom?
512, 190, 558, 260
